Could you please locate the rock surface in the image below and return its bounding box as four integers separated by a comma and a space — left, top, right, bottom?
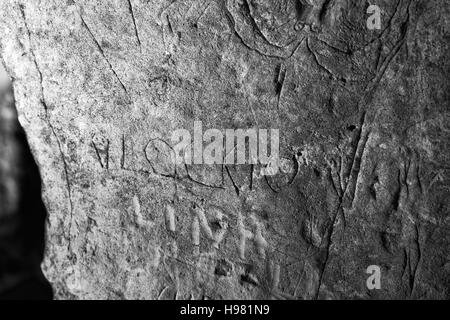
0, 0, 449, 299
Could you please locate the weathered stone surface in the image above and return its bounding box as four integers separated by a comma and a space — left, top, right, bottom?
0, 0, 449, 299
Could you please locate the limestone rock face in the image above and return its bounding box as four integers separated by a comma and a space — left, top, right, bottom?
0, 0, 449, 299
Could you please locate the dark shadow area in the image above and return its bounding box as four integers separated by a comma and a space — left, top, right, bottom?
0, 70, 53, 300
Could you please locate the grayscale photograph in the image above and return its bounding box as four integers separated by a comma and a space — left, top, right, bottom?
0, 0, 449, 304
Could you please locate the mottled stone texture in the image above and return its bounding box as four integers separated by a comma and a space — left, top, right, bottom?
0, 0, 449, 299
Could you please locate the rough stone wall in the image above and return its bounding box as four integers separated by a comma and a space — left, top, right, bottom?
0, 0, 449, 299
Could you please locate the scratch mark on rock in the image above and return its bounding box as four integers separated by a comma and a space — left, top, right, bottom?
18, 3, 75, 253
306, 37, 333, 78
126, 0, 142, 51
73, 1, 131, 99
